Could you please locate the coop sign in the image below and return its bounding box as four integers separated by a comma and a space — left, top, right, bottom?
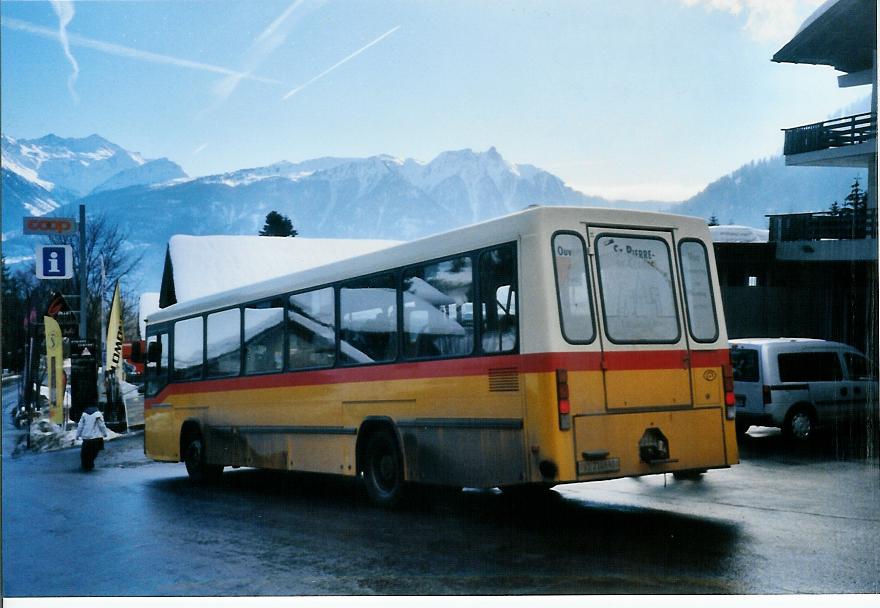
23, 217, 77, 235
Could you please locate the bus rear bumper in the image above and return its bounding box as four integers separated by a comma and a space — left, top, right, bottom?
570, 406, 735, 481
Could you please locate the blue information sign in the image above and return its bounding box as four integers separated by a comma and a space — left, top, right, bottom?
36, 245, 74, 280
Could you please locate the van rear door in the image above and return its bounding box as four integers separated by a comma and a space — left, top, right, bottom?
588, 228, 693, 410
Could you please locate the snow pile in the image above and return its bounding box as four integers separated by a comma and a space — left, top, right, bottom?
167, 235, 401, 303
709, 225, 769, 243
14, 416, 122, 455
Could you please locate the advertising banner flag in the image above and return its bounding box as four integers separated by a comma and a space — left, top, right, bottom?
44, 316, 65, 424
106, 282, 125, 383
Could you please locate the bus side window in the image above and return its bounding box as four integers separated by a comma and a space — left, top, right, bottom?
340, 274, 398, 365
480, 245, 518, 354
173, 317, 204, 381
244, 299, 285, 375
206, 308, 242, 377
145, 333, 168, 396
403, 256, 474, 359
289, 287, 336, 370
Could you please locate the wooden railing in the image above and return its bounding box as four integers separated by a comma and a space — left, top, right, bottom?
768, 209, 877, 241
783, 112, 877, 156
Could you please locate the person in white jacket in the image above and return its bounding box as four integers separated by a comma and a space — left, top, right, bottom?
76, 406, 109, 471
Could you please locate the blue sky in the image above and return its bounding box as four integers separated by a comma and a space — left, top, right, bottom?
0, 0, 868, 201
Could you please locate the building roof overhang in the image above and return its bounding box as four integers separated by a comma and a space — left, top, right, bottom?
772, 0, 876, 73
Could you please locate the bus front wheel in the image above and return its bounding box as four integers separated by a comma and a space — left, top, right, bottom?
362, 429, 405, 508
183, 433, 223, 484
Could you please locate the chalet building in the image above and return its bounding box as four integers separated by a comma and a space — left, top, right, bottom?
717, 0, 877, 360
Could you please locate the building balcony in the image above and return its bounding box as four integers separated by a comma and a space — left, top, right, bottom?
767, 209, 877, 262
782, 112, 876, 168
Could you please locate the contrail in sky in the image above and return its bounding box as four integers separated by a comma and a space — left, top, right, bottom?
283, 25, 401, 100
215, 0, 318, 101
3, 17, 281, 85
50, 0, 79, 102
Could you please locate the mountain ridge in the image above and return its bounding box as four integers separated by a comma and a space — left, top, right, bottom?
1, 132, 866, 292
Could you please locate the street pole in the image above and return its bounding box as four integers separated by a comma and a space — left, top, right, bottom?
78, 205, 87, 340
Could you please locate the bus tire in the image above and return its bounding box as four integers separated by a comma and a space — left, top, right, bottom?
362, 428, 406, 508
183, 432, 223, 484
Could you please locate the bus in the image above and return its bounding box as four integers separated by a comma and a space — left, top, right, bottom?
144, 206, 739, 506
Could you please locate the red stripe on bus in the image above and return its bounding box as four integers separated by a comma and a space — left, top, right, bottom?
146, 349, 729, 403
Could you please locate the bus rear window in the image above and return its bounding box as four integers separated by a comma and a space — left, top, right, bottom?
595, 235, 679, 344
679, 240, 719, 342
552, 233, 595, 343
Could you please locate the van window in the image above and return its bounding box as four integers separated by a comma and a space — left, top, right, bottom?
844, 352, 877, 381
244, 299, 285, 375
595, 235, 679, 343
553, 233, 596, 343
403, 256, 474, 359
778, 351, 843, 382
288, 287, 336, 370
206, 309, 241, 378
678, 240, 719, 342
173, 317, 204, 381
731, 347, 759, 382
340, 274, 398, 364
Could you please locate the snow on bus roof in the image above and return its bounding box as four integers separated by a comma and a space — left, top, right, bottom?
165, 235, 400, 305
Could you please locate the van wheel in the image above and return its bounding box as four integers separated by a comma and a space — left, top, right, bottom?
184, 433, 223, 483
362, 429, 405, 508
783, 407, 816, 443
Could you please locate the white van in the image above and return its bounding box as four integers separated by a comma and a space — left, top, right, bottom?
730, 338, 877, 441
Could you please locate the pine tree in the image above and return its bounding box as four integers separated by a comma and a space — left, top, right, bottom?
829, 200, 841, 216
259, 211, 298, 237
707, 215, 720, 226
843, 177, 867, 214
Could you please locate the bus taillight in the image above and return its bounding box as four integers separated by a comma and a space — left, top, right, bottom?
556, 368, 571, 430
722, 362, 736, 420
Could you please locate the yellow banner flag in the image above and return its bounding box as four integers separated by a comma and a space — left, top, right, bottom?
44, 316, 65, 424
106, 281, 125, 383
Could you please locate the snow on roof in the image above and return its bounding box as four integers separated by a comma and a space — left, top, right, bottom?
167, 235, 401, 303
709, 225, 769, 243
139, 292, 160, 338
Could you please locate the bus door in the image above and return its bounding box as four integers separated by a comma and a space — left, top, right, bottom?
587, 227, 694, 411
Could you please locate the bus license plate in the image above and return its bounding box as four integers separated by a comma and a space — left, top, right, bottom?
578, 458, 620, 475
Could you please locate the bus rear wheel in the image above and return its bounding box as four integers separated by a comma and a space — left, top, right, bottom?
362, 429, 405, 508
183, 433, 223, 484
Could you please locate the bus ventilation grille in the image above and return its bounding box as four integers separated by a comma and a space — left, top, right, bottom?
488, 367, 520, 392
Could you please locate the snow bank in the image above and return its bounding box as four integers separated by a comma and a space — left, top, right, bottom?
14, 416, 122, 455
709, 225, 769, 243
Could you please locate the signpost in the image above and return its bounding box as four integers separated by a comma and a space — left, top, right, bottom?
21, 206, 90, 425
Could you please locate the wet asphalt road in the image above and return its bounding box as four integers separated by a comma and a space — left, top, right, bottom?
2, 379, 878, 597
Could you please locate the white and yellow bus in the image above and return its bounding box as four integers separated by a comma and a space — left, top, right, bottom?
144, 206, 738, 506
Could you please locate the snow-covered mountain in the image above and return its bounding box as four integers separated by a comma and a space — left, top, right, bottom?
1, 133, 186, 201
